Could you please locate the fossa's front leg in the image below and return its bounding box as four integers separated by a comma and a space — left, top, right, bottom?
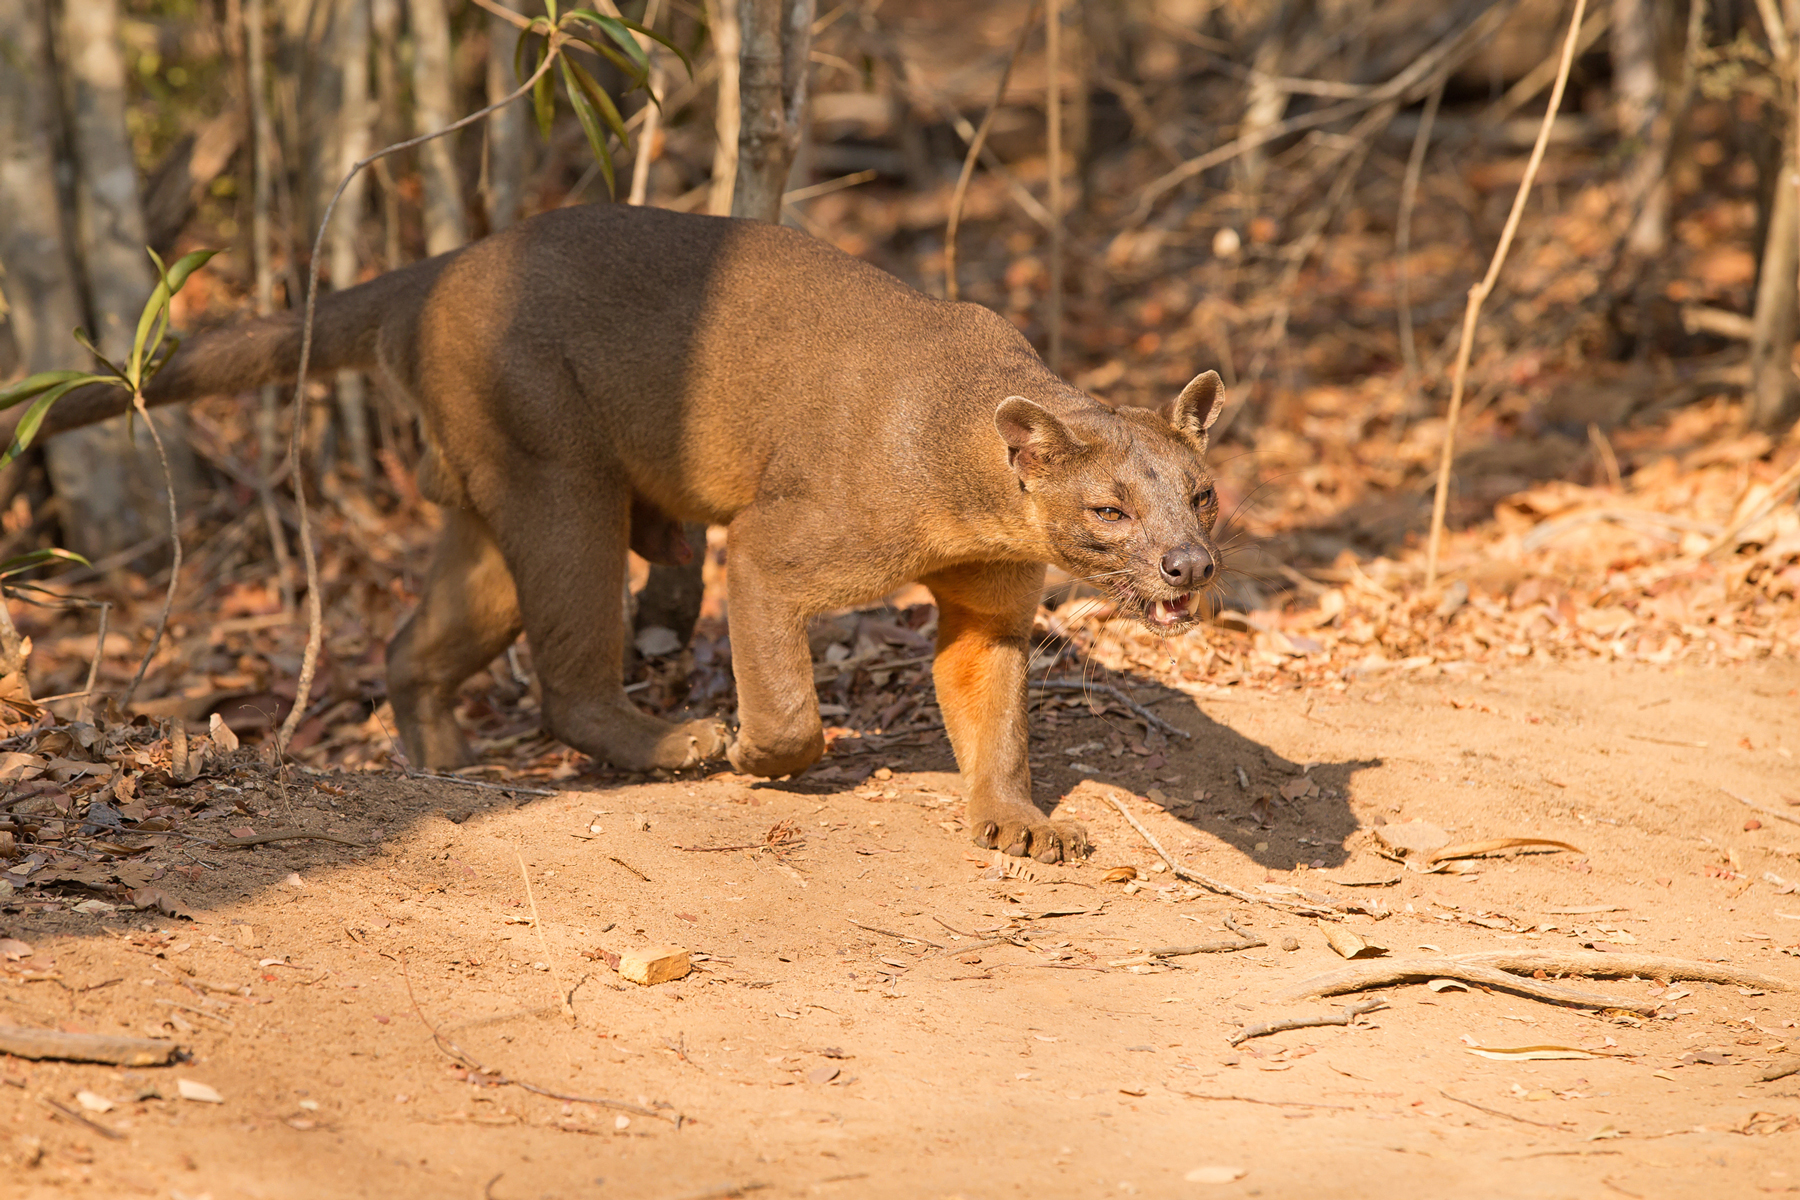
923, 561, 1087, 863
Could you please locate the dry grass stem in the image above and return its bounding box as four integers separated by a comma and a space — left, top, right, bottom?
944, 0, 1040, 302
1426, 0, 1589, 585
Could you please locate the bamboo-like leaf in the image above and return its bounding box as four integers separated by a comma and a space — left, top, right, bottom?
584, 10, 693, 74
561, 60, 616, 196
569, 11, 648, 70
129, 247, 217, 385
568, 58, 631, 150
0, 370, 95, 411
532, 41, 557, 137
1, 379, 89, 468
0, 547, 89, 579
568, 33, 647, 91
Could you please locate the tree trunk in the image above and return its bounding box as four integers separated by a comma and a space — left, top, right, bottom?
484, 0, 530, 229
1611, 0, 1667, 257
1749, 7, 1800, 433
730, 0, 814, 223
1239, 0, 1296, 192
50, 0, 203, 560
408, 0, 468, 256
707, 0, 742, 216
371, 0, 405, 265
328, 0, 374, 479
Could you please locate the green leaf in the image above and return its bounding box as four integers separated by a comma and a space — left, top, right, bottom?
513, 25, 535, 87
561, 60, 616, 197
582, 10, 692, 75
0, 547, 89, 579
0, 370, 96, 412
569, 11, 649, 70
0, 379, 88, 468
568, 33, 647, 91
532, 42, 556, 137
128, 247, 217, 386
568, 58, 631, 149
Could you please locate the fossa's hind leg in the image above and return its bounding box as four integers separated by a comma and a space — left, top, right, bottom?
387, 507, 524, 769
493, 471, 728, 771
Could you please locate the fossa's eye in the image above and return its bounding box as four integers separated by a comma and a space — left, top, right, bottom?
1195, 487, 1216, 508
1092, 506, 1128, 523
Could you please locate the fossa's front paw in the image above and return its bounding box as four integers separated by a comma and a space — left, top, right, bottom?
972, 809, 1089, 864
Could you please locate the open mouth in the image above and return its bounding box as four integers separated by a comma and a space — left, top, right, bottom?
1142, 592, 1202, 630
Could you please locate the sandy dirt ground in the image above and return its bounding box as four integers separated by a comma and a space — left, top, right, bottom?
3, 654, 1799, 1199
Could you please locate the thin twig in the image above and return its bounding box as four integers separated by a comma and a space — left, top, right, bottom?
606, 854, 650, 882
1147, 937, 1265, 957
1126, 0, 1520, 226
1104, 794, 1338, 918
1426, 0, 1589, 585
516, 852, 576, 1021
1694, 456, 1800, 559
40, 1095, 126, 1140
77, 601, 107, 723
278, 46, 559, 752
1031, 680, 1191, 739
847, 917, 945, 949
1169, 1090, 1355, 1111
1228, 997, 1386, 1046
406, 771, 556, 797
397, 952, 677, 1122
118, 401, 180, 713
1440, 1089, 1570, 1131
1396, 69, 1446, 379
944, 0, 1040, 302
1722, 786, 1800, 829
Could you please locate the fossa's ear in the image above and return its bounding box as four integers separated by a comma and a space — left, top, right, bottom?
995, 397, 1083, 480
1165, 370, 1225, 447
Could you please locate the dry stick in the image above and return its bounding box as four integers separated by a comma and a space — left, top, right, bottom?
1272, 957, 1656, 1014
625, 0, 665, 206
516, 851, 576, 1021
1439, 1089, 1568, 1132
398, 953, 678, 1123
1125, 0, 1520, 227
1030, 680, 1190, 739
1722, 786, 1800, 830
1425, 0, 1589, 586
1045, 0, 1063, 371
40, 1095, 125, 1141
1170, 1091, 1355, 1111
1147, 937, 1265, 958
205, 830, 369, 849
943, 0, 1040, 302
276, 41, 558, 752
1396, 69, 1447, 379
406, 771, 555, 797
1695, 455, 1800, 559
847, 917, 946, 949
117, 402, 180, 713
1105, 794, 1337, 918
1228, 997, 1386, 1046
1454, 949, 1793, 992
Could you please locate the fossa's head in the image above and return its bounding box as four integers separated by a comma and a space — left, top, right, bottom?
996, 371, 1225, 636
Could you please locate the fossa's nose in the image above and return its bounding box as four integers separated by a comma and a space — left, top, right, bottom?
1160, 545, 1214, 588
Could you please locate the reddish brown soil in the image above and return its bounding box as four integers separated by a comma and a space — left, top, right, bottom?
5, 654, 1799, 1199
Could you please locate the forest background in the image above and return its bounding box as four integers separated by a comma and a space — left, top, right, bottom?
0, 0, 1794, 774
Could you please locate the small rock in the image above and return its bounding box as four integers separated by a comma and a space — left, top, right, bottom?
1280, 937, 1299, 952
633, 625, 682, 658
617, 945, 690, 986
177, 1080, 223, 1104
1745, 819, 1763, 831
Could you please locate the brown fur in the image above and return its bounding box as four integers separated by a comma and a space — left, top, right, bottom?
17, 206, 1226, 862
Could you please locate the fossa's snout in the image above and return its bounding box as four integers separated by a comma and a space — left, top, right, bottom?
1159, 544, 1214, 589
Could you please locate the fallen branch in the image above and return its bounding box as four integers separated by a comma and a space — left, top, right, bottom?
1148, 937, 1266, 958
847, 918, 945, 949
1440, 1089, 1569, 1131
1105, 794, 1339, 918
1033, 680, 1191, 739
1426, 0, 1589, 585
1273, 957, 1657, 1014
1228, 997, 1386, 1046
1454, 950, 1793, 992
0, 1025, 178, 1066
